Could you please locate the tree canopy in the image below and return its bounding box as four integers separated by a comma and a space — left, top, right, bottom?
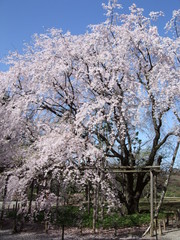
0, 0, 180, 214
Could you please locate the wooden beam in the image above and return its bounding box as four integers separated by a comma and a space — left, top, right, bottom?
80, 166, 160, 173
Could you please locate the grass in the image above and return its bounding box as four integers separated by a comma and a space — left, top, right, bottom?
165, 172, 180, 197
140, 197, 180, 213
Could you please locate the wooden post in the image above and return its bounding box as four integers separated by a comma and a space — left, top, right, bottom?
154, 174, 158, 237
45, 221, 49, 234
158, 221, 162, 235
163, 220, 166, 231
87, 181, 90, 215
93, 186, 97, 233
150, 170, 154, 237
154, 174, 157, 209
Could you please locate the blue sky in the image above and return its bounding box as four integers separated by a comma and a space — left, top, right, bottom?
0, 0, 179, 69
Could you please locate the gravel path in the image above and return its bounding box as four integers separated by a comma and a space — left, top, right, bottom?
143, 228, 180, 240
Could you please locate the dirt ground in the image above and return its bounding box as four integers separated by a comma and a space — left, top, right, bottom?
0, 226, 149, 240
0, 228, 179, 240
0, 222, 180, 240
1, 229, 180, 240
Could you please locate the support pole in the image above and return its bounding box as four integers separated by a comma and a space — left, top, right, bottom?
150, 170, 154, 237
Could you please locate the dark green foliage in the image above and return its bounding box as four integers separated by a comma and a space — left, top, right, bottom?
6, 209, 17, 219
80, 208, 93, 228
34, 210, 45, 222
4, 190, 180, 232
100, 213, 150, 228
50, 206, 151, 229
53, 205, 81, 227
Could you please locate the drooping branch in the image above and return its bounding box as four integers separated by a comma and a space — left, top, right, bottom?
155, 141, 179, 218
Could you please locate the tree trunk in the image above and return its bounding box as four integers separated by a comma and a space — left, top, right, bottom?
28, 179, 35, 214
93, 186, 98, 233
56, 196, 59, 221
0, 174, 11, 221
126, 194, 140, 214
125, 172, 150, 214
56, 185, 60, 221
61, 224, 65, 240
13, 200, 18, 233
125, 173, 139, 214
